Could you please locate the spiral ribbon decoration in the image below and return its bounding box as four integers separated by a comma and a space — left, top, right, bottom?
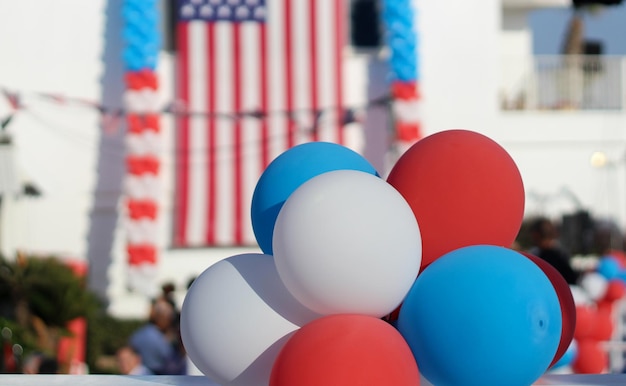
381, 0, 422, 145
122, 0, 162, 297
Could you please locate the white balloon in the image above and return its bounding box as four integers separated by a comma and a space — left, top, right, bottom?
140, 88, 160, 112
142, 130, 162, 154
125, 175, 161, 200
272, 170, 422, 317
124, 91, 147, 113
125, 133, 147, 155
127, 263, 159, 297
580, 272, 609, 301
180, 253, 321, 386
125, 131, 161, 156
125, 219, 158, 244
569, 285, 592, 306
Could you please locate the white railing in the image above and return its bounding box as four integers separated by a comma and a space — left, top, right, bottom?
500, 55, 626, 111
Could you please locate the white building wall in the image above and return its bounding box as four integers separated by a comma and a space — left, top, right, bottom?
1, 0, 625, 317
418, 0, 501, 136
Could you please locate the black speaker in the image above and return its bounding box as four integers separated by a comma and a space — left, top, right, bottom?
350, 0, 382, 49
574, 0, 623, 8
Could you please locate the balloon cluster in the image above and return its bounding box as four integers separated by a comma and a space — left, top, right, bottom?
561, 254, 626, 374
122, 0, 160, 71
381, 0, 418, 82
181, 131, 574, 386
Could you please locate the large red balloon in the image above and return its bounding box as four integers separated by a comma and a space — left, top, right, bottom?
573, 340, 607, 374
522, 252, 576, 368
387, 130, 524, 271
270, 314, 420, 386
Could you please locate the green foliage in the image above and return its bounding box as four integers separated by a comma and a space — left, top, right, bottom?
0, 255, 101, 327
0, 254, 153, 374
86, 312, 144, 374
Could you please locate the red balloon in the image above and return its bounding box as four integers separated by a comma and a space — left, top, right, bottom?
591, 307, 614, 341
387, 130, 524, 271
574, 305, 596, 341
522, 252, 576, 367
270, 314, 420, 386
573, 340, 607, 374
602, 279, 626, 303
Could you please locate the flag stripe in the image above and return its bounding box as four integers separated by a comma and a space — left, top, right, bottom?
174, 21, 190, 246
207, 22, 217, 244
292, 0, 310, 145
233, 24, 243, 245
242, 22, 262, 244
187, 22, 209, 245
267, 0, 286, 161
283, 0, 295, 148
214, 22, 234, 245
317, 0, 336, 144
259, 24, 270, 171
334, 0, 344, 145
308, 1, 318, 142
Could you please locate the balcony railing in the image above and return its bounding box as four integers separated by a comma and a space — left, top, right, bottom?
500, 55, 626, 111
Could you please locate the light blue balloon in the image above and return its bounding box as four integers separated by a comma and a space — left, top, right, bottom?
597, 256, 621, 280
617, 270, 626, 284
250, 142, 378, 255
398, 245, 562, 386
551, 342, 577, 370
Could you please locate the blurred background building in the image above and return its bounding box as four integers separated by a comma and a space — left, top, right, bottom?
0, 0, 625, 342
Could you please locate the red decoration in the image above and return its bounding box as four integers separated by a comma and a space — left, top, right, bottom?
127, 199, 158, 220
591, 307, 614, 341
143, 114, 160, 132
572, 340, 607, 374
127, 244, 158, 265
522, 252, 576, 368
387, 130, 525, 271
270, 314, 419, 386
127, 114, 143, 133
574, 305, 595, 341
602, 279, 626, 303
125, 69, 158, 90
126, 155, 160, 175
127, 114, 161, 134
391, 81, 419, 100
396, 122, 422, 143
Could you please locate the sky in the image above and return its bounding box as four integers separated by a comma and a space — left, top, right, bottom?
529, 3, 626, 55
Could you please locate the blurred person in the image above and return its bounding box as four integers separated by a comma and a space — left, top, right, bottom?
22, 353, 58, 374
159, 282, 177, 311
116, 345, 152, 375
129, 299, 186, 375
528, 217, 580, 285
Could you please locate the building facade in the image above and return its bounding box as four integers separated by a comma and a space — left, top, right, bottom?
0, 0, 625, 319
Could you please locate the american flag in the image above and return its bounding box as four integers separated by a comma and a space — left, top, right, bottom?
173, 0, 351, 247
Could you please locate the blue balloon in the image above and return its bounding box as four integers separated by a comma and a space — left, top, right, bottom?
397, 245, 562, 386
597, 256, 621, 280
250, 142, 378, 255
617, 270, 626, 284
550, 341, 577, 370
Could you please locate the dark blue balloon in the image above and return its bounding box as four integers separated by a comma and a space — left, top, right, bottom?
250, 142, 378, 255
398, 245, 562, 386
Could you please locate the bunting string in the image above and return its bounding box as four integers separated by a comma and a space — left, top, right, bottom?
0, 86, 391, 136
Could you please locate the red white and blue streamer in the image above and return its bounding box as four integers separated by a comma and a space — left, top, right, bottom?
381, 0, 421, 146
122, 0, 161, 296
